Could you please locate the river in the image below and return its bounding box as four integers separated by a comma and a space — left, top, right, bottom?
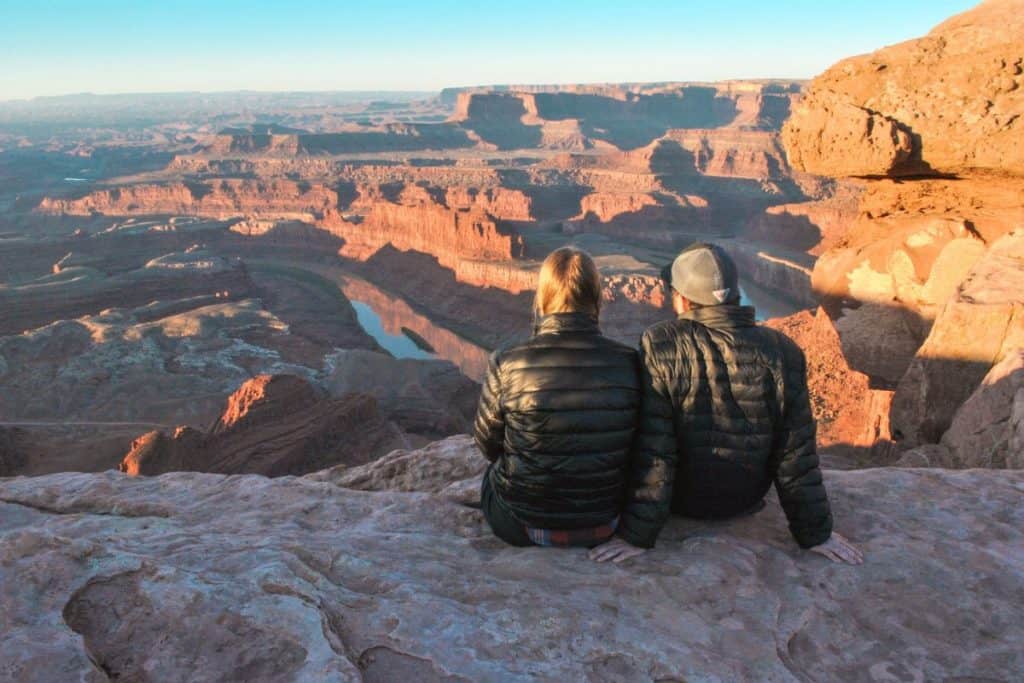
349, 300, 436, 360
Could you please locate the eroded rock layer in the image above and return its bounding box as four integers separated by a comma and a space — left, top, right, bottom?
784, 0, 1024, 177
120, 374, 409, 477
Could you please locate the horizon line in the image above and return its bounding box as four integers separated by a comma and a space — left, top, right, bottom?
0, 77, 814, 106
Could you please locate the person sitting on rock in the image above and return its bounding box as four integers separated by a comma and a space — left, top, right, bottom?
590, 242, 863, 565
473, 247, 641, 547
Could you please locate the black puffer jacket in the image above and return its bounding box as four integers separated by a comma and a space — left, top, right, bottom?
619, 305, 833, 549
474, 312, 641, 529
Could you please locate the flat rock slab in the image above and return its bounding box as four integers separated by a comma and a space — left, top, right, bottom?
1, 455, 1022, 682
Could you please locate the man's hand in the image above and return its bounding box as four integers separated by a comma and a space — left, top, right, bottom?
809, 532, 863, 565
589, 537, 646, 564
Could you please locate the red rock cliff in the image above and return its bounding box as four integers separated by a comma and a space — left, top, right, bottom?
781, 0, 1024, 458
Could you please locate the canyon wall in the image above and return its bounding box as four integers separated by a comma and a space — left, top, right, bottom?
721, 239, 818, 309
336, 201, 525, 266
206, 123, 475, 156
38, 179, 340, 221
451, 82, 801, 150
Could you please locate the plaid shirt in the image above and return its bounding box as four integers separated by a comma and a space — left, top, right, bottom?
525, 517, 619, 547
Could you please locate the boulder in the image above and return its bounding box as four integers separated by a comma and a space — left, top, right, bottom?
940, 348, 1024, 468
783, 0, 1024, 178
783, 101, 913, 177
830, 303, 923, 385
892, 443, 954, 468
308, 434, 486, 504
1, 438, 1023, 681
891, 230, 1024, 447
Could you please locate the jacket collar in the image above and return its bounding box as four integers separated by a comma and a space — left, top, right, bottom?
678, 304, 757, 330
533, 312, 601, 336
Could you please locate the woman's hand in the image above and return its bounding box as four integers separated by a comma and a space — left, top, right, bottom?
809, 532, 864, 565
589, 537, 647, 563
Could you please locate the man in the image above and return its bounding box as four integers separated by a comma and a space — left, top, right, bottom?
591, 242, 863, 565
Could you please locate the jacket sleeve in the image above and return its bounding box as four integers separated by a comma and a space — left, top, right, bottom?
771, 341, 833, 549
617, 331, 680, 549
473, 351, 505, 463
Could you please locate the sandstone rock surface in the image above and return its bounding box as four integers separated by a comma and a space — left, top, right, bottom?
121, 374, 409, 477
927, 349, 1024, 468
783, 0, 1024, 177
0, 298, 309, 428
891, 230, 1024, 448
782, 0, 1024, 461
2, 436, 1022, 681
766, 309, 893, 457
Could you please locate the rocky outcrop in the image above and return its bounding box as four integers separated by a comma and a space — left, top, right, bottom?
2, 436, 1023, 681
784, 0, 1024, 335
766, 309, 893, 457
326, 350, 478, 440
121, 374, 409, 477
783, 0, 1024, 177
925, 349, 1024, 468
781, 0, 1024, 460
890, 230, 1024, 448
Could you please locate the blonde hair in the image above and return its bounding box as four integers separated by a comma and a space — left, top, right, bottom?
533, 247, 602, 318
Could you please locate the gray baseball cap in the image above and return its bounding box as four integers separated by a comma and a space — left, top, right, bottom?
663, 242, 740, 306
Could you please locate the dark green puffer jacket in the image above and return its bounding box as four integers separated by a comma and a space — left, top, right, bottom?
618, 304, 833, 549
473, 312, 641, 530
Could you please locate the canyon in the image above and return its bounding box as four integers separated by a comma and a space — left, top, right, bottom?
4, 73, 844, 472
1, 0, 1023, 679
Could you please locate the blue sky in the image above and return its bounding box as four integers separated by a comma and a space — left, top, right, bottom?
0, 0, 978, 100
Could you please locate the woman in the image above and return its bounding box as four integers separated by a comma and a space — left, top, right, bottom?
473, 247, 640, 547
